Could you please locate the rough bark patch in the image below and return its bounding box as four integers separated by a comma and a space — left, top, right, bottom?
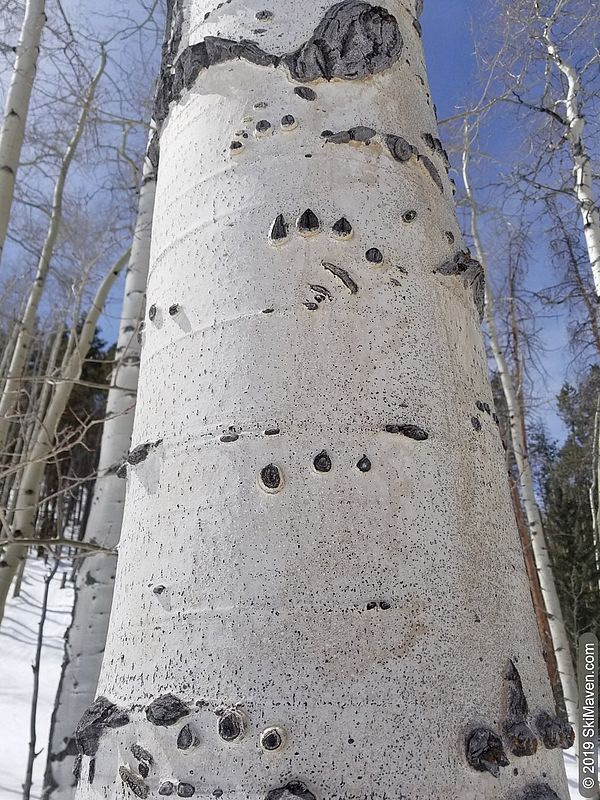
285, 1, 403, 81
535, 711, 575, 750
146, 694, 190, 726
322, 261, 358, 294
434, 250, 485, 321
519, 784, 562, 800
465, 727, 510, 777
155, 1, 403, 125
265, 782, 317, 800
74, 696, 130, 756
119, 765, 149, 798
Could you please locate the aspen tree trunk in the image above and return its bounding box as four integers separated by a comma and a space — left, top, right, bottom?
538, 2, 600, 298
462, 145, 578, 727
0, 49, 106, 451
0, 0, 46, 265
0, 248, 130, 618
43, 152, 156, 800
76, 3, 571, 798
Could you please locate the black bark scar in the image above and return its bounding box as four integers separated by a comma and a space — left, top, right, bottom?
74, 697, 129, 757
322, 260, 358, 294
154, 1, 403, 129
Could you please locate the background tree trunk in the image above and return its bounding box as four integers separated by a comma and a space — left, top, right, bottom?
43, 150, 156, 800
0, 0, 46, 266
76, 2, 571, 798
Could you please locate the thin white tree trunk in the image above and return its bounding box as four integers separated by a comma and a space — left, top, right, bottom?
0, 0, 46, 265
0, 247, 130, 617
43, 152, 156, 800
0, 49, 106, 451
77, 3, 571, 798
462, 142, 578, 727
540, 6, 600, 298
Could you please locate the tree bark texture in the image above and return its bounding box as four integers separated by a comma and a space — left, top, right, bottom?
76, 3, 571, 798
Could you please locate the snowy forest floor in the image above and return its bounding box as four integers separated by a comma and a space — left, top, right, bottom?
0, 557, 585, 799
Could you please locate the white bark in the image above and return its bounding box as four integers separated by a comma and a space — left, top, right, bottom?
0, 247, 130, 617
0, 49, 106, 451
77, 3, 570, 798
43, 152, 156, 800
540, 7, 600, 298
462, 142, 578, 727
0, 0, 46, 264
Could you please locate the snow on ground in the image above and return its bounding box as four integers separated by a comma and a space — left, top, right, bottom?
0, 557, 73, 799
0, 556, 589, 799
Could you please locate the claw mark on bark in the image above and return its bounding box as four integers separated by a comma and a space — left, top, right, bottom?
418, 154, 443, 192
503, 660, 538, 757
297, 208, 320, 235
385, 424, 428, 440
535, 711, 575, 750
146, 694, 190, 727
74, 696, 129, 756
435, 250, 485, 320
265, 782, 317, 800
270, 213, 288, 244
465, 728, 510, 777
331, 217, 353, 239
322, 260, 358, 294
119, 766, 149, 798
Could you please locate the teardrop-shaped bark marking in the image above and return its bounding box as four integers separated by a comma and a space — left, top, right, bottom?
146, 695, 189, 727
313, 450, 332, 472
270, 214, 288, 244
119, 766, 149, 798
260, 726, 286, 751
218, 709, 247, 742
471, 416, 482, 432
177, 783, 195, 797
169, 303, 180, 315
322, 261, 358, 294
230, 140, 243, 153
331, 216, 353, 239
385, 424, 428, 441
535, 712, 575, 750
265, 781, 317, 800
220, 431, 239, 443
356, 455, 371, 472
294, 86, 316, 101
297, 208, 320, 235
465, 728, 509, 777
159, 782, 175, 796
177, 723, 200, 750
148, 304, 157, 321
